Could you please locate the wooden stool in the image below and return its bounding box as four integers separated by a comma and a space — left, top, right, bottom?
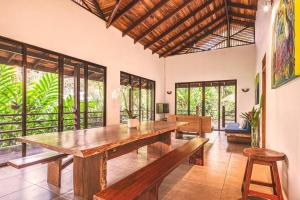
242, 148, 285, 200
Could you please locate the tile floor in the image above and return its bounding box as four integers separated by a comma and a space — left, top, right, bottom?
0, 132, 272, 200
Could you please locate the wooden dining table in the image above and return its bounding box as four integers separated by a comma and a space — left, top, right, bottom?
17, 121, 187, 199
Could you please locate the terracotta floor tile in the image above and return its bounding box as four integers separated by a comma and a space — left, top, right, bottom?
0, 185, 57, 200
0, 131, 275, 200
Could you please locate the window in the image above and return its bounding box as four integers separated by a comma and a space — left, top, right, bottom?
120, 72, 155, 123
0, 36, 106, 165
175, 80, 237, 130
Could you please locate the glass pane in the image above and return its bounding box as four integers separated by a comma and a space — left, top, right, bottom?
0, 39, 23, 164
80, 66, 85, 129
63, 58, 84, 131
176, 83, 189, 115
148, 81, 155, 120
87, 64, 104, 128
131, 76, 140, 119
190, 83, 202, 115
220, 84, 236, 129
205, 86, 219, 130
140, 79, 148, 121
26, 47, 59, 135
120, 73, 130, 123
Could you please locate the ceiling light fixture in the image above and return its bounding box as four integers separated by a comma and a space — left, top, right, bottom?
263, 0, 272, 12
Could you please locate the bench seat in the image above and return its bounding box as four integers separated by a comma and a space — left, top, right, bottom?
94, 137, 209, 200
8, 152, 72, 187
8, 151, 67, 169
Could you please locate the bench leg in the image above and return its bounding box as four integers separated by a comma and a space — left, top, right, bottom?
137, 182, 160, 200
148, 132, 171, 159
189, 146, 204, 166
175, 131, 183, 139
47, 158, 62, 187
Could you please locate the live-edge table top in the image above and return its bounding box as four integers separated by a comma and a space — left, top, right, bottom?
18, 121, 187, 158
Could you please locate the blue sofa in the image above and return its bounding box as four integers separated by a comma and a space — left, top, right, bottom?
224, 122, 251, 143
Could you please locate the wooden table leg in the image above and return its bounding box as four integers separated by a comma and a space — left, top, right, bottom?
47, 158, 62, 187
147, 131, 172, 159
73, 152, 107, 200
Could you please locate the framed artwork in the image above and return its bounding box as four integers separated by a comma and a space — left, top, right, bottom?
271, 0, 299, 88
255, 73, 260, 104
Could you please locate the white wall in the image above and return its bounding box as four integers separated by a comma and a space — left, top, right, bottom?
165, 45, 256, 120
255, 0, 300, 199
0, 0, 165, 125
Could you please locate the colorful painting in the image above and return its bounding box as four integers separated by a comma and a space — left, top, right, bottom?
255, 73, 260, 104
271, 0, 299, 88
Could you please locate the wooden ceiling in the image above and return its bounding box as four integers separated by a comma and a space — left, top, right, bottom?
71, 0, 257, 57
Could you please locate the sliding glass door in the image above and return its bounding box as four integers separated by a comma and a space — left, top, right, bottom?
175, 80, 237, 130
0, 36, 106, 165
204, 84, 219, 129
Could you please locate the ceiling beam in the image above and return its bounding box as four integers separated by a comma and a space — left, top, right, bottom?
209, 38, 227, 49
133, 0, 194, 44
122, 0, 171, 36
160, 18, 226, 57
230, 12, 256, 20
144, 0, 214, 50
152, 6, 226, 54
107, 0, 123, 28
107, 0, 140, 27
231, 19, 255, 27
228, 2, 257, 11
92, 0, 106, 20
167, 21, 226, 57
224, 0, 230, 47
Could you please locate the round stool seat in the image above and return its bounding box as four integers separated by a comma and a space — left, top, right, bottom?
243, 148, 285, 162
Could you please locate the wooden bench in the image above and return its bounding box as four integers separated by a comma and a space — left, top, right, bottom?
94, 137, 209, 200
8, 152, 72, 187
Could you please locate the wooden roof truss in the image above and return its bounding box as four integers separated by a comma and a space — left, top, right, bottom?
71, 0, 257, 57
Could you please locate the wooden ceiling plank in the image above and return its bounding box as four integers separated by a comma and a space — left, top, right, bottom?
107, 0, 140, 27
152, 6, 226, 54
228, 2, 257, 11
160, 18, 227, 57
144, 0, 215, 50
134, 0, 194, 44
92, 0, 106, 20
224, 0, 230, 47
107, 0, 123, 28
122, 0, 172, 36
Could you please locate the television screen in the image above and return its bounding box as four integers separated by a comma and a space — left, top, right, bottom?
156, 103, 169, 114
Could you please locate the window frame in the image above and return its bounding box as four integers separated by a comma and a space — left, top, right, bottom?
120, 71, 155, 123
0, 35, 107, 162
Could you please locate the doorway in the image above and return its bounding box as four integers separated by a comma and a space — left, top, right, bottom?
175, 80, 237, 130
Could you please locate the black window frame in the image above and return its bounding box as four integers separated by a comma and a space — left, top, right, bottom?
120, 71, 155, 123
0, 35, 107, 163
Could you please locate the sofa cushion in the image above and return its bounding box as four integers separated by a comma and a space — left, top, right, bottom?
224, 122, 251, 134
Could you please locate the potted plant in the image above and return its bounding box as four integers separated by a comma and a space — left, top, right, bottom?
124, 108, 139, 128
241, 106, 261, 147
118, 85, 139, 128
